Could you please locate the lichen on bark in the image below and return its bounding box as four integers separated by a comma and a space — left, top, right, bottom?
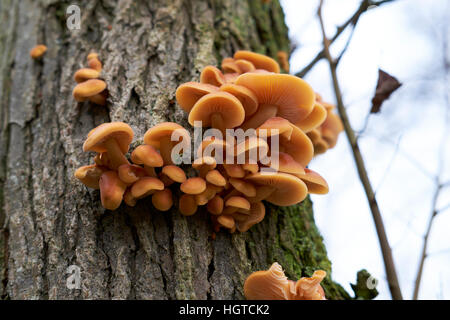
0, 0, 350, 300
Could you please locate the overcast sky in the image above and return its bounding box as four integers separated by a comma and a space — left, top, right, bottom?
280, 0, 450, 299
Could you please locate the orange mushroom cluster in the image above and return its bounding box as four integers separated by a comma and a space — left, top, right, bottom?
72, 52, 108, 106
307, 93, 344, 155
175, 50, 330, 233
244, 262, 326, 300
74, 121, 192, 212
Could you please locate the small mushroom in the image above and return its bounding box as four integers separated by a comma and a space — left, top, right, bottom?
87, 52, 102, 72
188, 92, 245, 134
228, 178, 256, 197
244, 262, 291, 300
246, 172, 308, 206
83, 122, 133, 170
256, 117, 293, 140
117, 164, 147, 184
200, 65, 226, 87
278, 123, 314, 167
205, 169, 227, 187
161, 165, 187, 184
195, 184, 217, 205
99, 171, 127, 210
74, 68, 101, 83
234, 50, 280, 73
222, 164, 245, 178
179, 194, 198, 216
321, 112, 344, 149
152, 189, 173, 211
294, 168, 329, 195
72, 79, 107, 105
266, 152, 305, 175
235, 73, 315, 130
295, 102, 327, 133
235, 201, 265, 232
30, 45, 47, 59
219, 84, 258, 119
131, 144, 164, 175
176, 82, 219, 112
216, 214, 235, 230
224, 196, 250, 215
74, 164, 107, 189
277, 51, 290, 71
244, 262, 326, 300
130, 177, 164, 200
207, 195, 224, 215
192, 156, 217, 177
143, 122, 190, 165
180, 177, 207, 195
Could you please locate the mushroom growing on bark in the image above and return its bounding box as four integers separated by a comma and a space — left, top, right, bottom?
235, 73, 316, 130
244, 262, 326, 300
83, 122, 133, 170
30, 44, 47, 59
143, 122, 190, 165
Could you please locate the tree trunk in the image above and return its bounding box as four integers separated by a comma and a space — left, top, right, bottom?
0, 0, 350, 300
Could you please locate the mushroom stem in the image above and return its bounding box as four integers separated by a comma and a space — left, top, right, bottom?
211, 113, 226, 135
104, 138, 129, 170
159, 136, 174, 165
240, 104, 278, 130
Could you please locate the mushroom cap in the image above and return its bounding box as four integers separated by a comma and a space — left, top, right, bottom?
188, 91, 245, 129
225, 196, 251, 210
152, 189, 173, 211
117, 164, 147, 184
223, 164, 245, 178
143, 122, 189, 149
206, 169, 227, 187
161, 165, 187, 183
30, 45, 47, 59
244, 262, 291, 300
294, 168, 329, 194
234, 50, 280, 73
131, 177, 164, 199
268, 152, 305, 175
83, 122, 134, 154
246, 172, 308, 206
195, 184, 217, 205
217, 215, 235, 229
73, 79, 107, 101
321, 112, 343, 148
179, 194, 198, 216
74, 164, 107, 189
180, 177, 207, 195
131, 144, 164, 167
234, 59, 256, 73
74, 68, 101, 83
200, 65, 225, 87
176, 82, 219, 112
257, 117, 293, 140
207, 195, 224, 215
295, 102, 327, 133
236, 201, 265, 232
221, 59, 241, 74
87, 52, 99, 60
235, 136, 269, 163
229, 178, 256, 197
235, 73, 315, 125
289, 270, 327, 300
219, 83, 258, 118
279, 123, 314, 167
192, 156, 217, 172
99, 171, 127, 210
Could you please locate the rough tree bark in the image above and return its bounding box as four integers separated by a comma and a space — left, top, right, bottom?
0, 0, 350, 300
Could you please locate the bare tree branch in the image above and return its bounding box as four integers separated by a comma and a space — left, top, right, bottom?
317, 0, 403, 300
413, 20, 450, 299
296, 0, 397, 78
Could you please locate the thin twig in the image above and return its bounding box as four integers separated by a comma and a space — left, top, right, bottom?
412, 19, 450, 299
317, 0, 403, 300
296, 0, 396, 78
